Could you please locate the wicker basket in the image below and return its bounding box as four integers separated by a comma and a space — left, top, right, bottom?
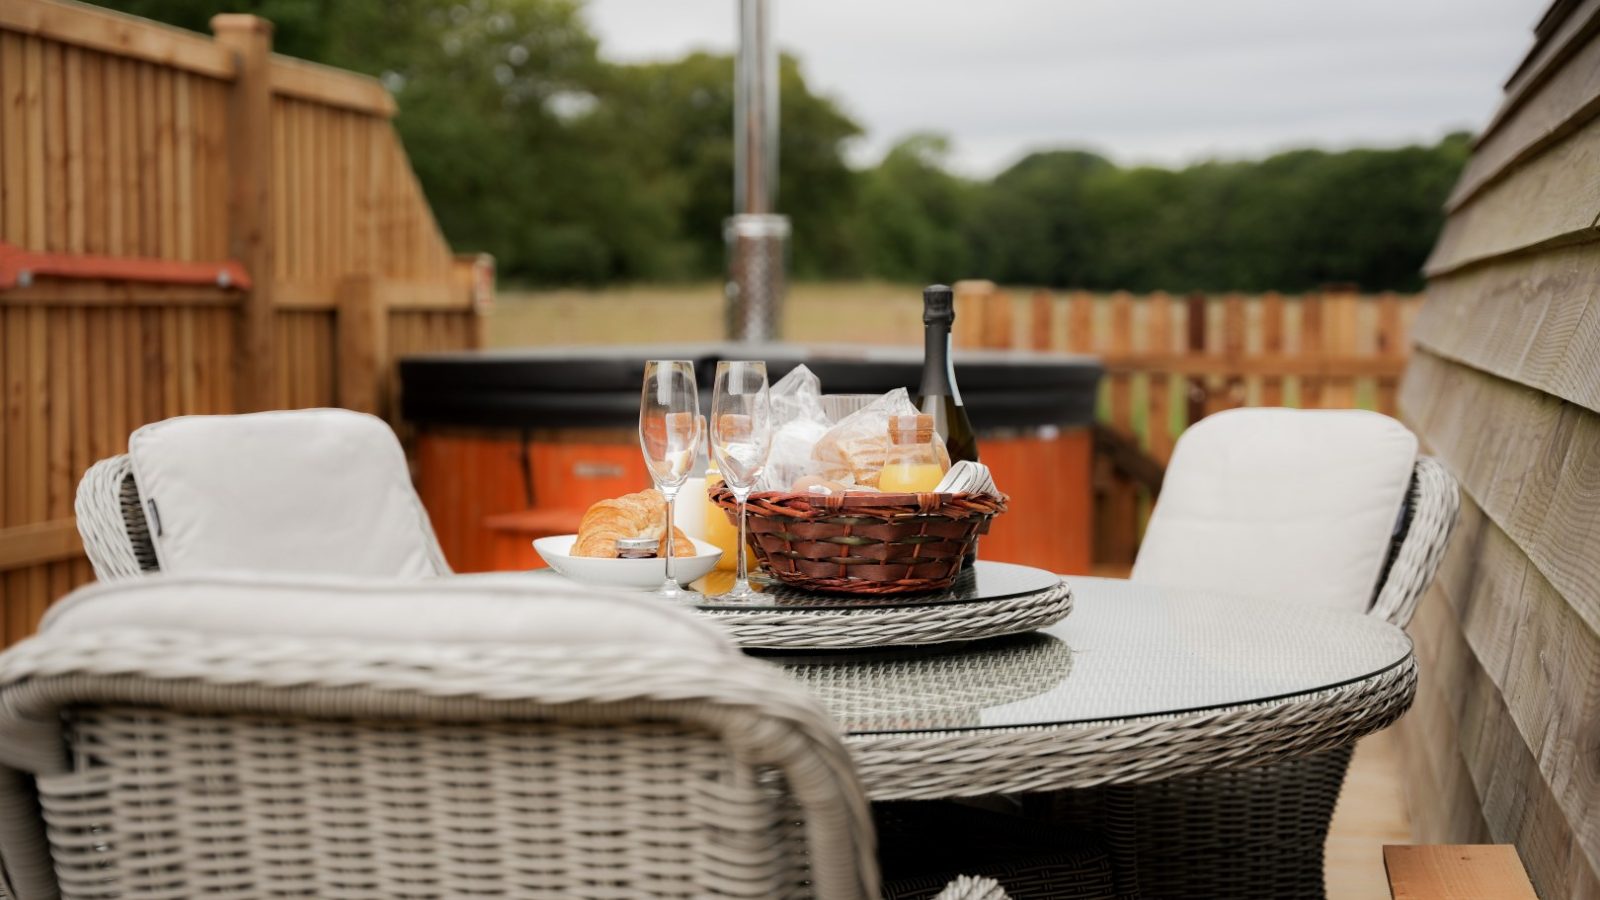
710, 484, 1008, 594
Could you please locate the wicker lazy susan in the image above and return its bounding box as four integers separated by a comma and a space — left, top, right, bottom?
701, 485, 1072, 650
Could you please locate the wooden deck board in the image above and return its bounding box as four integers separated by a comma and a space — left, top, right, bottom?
1327, 730, 1413, 900
1384, 845, 1538, 900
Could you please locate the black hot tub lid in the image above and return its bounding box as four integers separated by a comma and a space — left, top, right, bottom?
399, 342, 1102, 431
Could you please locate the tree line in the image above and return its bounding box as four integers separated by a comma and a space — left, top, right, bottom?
97, 0, 1470, 292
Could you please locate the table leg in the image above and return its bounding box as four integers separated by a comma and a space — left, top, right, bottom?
1049, 746, 1355, 900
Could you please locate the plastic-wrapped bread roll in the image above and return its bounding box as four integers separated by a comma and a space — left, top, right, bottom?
757, 365, 832, 491
810, 388, 948, 488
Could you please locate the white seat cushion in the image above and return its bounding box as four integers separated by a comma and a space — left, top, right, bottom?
128, 410, 444, 579
1132, 408, 1417, 613
42, 572, 735, 654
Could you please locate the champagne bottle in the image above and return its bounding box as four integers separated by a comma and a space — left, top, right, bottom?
916, 284, 980, 466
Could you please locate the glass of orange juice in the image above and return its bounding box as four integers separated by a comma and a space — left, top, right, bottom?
702, 464, 742, 571
878, 414, 947, 493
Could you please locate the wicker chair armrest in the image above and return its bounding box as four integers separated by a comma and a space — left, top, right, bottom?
0, 629, 844, 766
1370, 456, 1459, 628
74, 455, 151, 581
932, 876, 1010, 900
0, 629, 880, 900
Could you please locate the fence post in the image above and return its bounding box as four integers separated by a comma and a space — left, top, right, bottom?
1376, 292, 1401, 415
952, 279, 993, 349
1104, 292, 1138, 564
1146, 291, 1173, 461
1184, 292, 1207, 425
983, 287, 1014, 349
211, 14, 275, 411
455, 252, 496, 349
1261, 292, 1284, 406
1030, 290, 1053, 351
1301, 292, 1325, 408
1323, 287, 1358, 408
1067, 292, 1094, 354
1216, 292, 1245, 412
336, 275, 387, 415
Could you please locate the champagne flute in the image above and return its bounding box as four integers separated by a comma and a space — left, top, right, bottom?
639, 360, 703, 600
708, 361, 773, 601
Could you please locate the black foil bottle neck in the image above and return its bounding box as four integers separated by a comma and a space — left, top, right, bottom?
920, 286, 961, 404
922, 284, 955, 325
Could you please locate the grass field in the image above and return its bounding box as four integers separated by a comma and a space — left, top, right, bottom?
486, 281, 930, 348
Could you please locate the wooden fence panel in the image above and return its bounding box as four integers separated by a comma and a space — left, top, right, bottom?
963, 284, 1423, 567
0, 303, 235, 643
982, 288, 1423, 463
0, 0, 483, 643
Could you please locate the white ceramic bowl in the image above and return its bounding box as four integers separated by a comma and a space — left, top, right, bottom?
533, 534, 723, 591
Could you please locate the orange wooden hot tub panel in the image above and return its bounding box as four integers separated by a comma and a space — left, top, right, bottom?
975, 429, 1093, 575
415, 427, 1092, 576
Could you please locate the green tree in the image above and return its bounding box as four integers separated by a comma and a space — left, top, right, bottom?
1076, 165, 1187, 290
853, 134, 975, 282
607, 52, 863, 279
390, 0, 689, 282
967, 150, 1115, 287
943, 136, 1467, 292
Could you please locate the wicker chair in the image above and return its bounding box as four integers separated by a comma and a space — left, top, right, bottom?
1053, 414, 1460, 899
0, 575, 1008, 900
75, 410, 451, 581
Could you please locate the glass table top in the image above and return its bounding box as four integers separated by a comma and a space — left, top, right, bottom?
771, 576, 1413, 736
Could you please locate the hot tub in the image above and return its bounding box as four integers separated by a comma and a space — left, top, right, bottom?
399, 343, 1102, 574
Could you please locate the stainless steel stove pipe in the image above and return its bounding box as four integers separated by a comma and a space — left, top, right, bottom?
726, 0, 789, 341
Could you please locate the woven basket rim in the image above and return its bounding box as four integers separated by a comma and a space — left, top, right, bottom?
710, 484, 1010, 510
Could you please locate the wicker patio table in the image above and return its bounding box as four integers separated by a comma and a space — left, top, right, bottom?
775, 575, 1416, 899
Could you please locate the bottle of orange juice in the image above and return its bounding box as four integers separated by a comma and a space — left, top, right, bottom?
703, 462, 742, 570
878, 414, 948, 493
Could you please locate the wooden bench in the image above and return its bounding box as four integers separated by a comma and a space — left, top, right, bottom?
1385, 845, 1538, 899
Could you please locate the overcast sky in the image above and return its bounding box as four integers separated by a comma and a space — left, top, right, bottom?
583, 0, 1546, 176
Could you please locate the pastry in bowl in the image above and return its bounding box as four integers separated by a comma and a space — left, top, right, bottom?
537, 488, 722, 590
572, 488, 695, 558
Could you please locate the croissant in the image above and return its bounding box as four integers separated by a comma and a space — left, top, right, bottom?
573, 488, 695, 558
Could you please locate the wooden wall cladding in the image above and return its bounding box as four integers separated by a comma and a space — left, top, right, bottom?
1400, 1, 1600, 893
1413, 242, 1600, 416
0, 0, 482, 643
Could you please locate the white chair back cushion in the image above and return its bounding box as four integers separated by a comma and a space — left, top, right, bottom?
1132, 408, 1417, 613
128, 410, 444, 579
41, 572, 736, 653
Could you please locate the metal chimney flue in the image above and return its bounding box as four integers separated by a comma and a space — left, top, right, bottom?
725, 0, 789, 342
